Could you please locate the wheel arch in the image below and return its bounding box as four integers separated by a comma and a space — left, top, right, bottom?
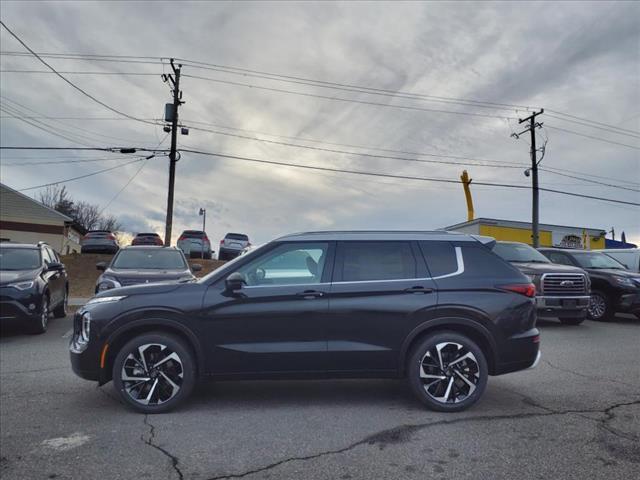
99, 317, 204, 385
399, 317, 498, 376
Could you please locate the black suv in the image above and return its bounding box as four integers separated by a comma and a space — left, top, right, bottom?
95, 246, 200, 293
539, 248, 640, 321
0, 243, 69, 333
492, 241, 590, 325
70, 231, 540, 413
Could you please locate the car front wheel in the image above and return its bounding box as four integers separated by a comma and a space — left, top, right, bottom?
30, 295, 49, 334
407, 331, 488, 412
587, 290, 612, 321
112, 332, 196, 413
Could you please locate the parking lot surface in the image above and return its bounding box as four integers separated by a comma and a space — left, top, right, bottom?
1, 316, 638, 480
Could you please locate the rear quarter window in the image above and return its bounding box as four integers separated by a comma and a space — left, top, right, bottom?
459, 244, 522, 278
419, 241, 458, 277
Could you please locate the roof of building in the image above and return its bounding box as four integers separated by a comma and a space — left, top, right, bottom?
0, 182, 73, 224
445, 217, 606, 235
275, 230, 478, 242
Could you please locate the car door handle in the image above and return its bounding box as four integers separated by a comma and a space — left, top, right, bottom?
296, 290, 324, 299
404, 286, 434, 294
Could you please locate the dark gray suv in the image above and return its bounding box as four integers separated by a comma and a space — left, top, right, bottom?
71, 231, 540, 413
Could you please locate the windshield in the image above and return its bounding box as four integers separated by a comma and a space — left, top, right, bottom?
0, 248, 41, 270
198, 243, 270, 283
111, 249, 187, 270
572, 252, 627, 270
492, 243, 550, 263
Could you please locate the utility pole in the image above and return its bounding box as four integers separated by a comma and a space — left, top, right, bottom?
162, 59, 184, 246
513, 109, 544, 247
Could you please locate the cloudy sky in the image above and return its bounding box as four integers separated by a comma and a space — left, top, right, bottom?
1, 1, 638, 246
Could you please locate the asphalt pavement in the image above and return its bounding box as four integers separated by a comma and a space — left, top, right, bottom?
1, 315, 638, 480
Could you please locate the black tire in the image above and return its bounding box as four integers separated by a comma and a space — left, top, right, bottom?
587, 290, 613, 322
30, 294, 49, 334
407, 331, 488, 412
112, 332, 196, 414
559, 316, 585, 325
53, 288, 68, 318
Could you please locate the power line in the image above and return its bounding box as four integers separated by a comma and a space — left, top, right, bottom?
545, 112, 640, 139
546, 109, 640, 136
539, 168, 640, 193
180, 148, 640, 207
0, 23, 156, 127
182, 123, 527, 170
0, 69, 159, 76
1, 156, 147, 166
6, 157, 146, 192
0, 50, 536, 112
545, 124, 640, 150
181, 73, 519, 121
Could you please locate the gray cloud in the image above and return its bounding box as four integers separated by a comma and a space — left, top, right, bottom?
1, 0, 638, 246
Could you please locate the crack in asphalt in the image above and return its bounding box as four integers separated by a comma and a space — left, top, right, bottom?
204, 399, 640, 480
142, 414, 184, 480
0, 366, 67, 375
542, 359, 640, 390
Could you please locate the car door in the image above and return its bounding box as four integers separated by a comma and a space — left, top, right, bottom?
201, 241, 334, 375
326, 241, 437, 373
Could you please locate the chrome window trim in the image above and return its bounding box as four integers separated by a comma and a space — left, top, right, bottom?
238, 246, 465, 288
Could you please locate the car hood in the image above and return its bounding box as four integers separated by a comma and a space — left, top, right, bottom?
510, 262, 586, 275
95, 281, 184, 298
106, 268, 191, 279
0, 269, 39, 286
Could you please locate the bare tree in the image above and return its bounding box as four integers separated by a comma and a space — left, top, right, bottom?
39, 185, 74, 217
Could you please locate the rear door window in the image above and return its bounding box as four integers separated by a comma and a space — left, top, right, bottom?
419, 241, 458, 277
337, 241, 417, 282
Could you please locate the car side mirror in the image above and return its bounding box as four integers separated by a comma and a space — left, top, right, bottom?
46, 262, 64, 272
96, 262, 107, 271
191, 263, 202, 272
225, 272, 246, 292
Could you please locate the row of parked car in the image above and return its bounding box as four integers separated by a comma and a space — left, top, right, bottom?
79, 229, 251, 260
492, 242, 640, 323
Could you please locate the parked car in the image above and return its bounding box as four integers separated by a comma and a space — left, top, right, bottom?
95, 246, 200, 293
596, 248, 640, 273
131, 232, 164, 246
81, 230, 119, 254
71, 230, 540, 414
0, 242, 68, 333
177, 230, 212, 259
539, 248, 640, 321
218, 233, 250, 260
492, 241, 590, 325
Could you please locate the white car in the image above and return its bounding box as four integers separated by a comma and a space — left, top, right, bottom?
177, 230, 212, 259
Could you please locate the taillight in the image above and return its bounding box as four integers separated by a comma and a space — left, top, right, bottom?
220, 239, 224, 245
499, 283, 536, 298
178, 236, 185, 242
107, 234, 116, 240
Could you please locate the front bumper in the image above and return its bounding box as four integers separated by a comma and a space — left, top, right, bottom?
536, 295, 589, 318
0, 293, 40, 321
616, 291, 640, 314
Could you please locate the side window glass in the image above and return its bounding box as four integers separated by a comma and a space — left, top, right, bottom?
460, 245, 518, 278
47, 247, 59, 263
549, 253, 572, 266
237, 242, 328, 286
419, 241, 458, 277
340, 242, 416, 281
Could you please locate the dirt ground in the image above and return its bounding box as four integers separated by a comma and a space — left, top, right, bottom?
60, 253, 226, 297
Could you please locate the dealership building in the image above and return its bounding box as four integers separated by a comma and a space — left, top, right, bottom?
445, 217, 607, 250
0, 182, 83, 254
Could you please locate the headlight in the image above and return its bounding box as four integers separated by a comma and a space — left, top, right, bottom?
7, 281, 34, 290
613, 276, 635, 288
86, 295, 126, 305
80, 311, 91, 342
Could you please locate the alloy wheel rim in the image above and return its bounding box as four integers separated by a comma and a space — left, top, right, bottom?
419, 342, 479, 404
121, 343, 184, 406
588, 294, 606, 318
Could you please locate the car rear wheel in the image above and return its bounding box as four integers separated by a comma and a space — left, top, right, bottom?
407, 331, 488, 412
113, 332, 196, 414
30, 295, 49, 334
587, 290, 613, 321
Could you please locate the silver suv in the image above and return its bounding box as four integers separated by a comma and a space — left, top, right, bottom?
218, 233, 250, 260
177, 230, 212, 259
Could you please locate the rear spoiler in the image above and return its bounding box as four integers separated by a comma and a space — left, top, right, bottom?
471, 235, 496, 249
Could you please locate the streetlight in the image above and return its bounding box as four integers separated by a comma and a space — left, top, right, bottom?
198, 208, 206, 259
